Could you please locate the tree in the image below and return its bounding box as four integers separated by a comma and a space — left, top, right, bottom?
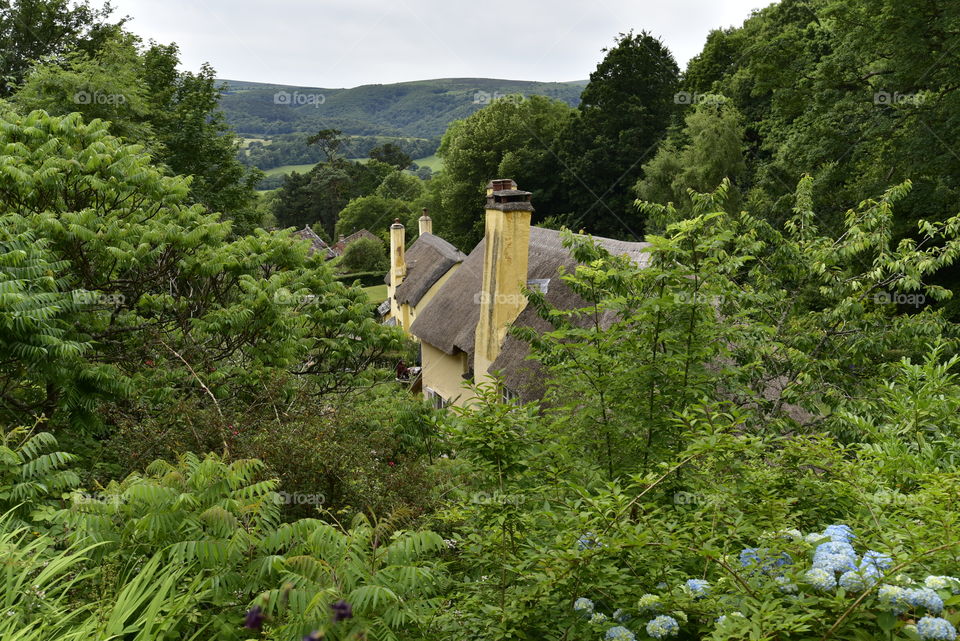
307, 127, 345, 161
13, 34, 262, 234
339, 236, 388, 273
273, 159, 394, 238
555, 31, 680, 238
375, 169, 424, 201
336, 195, 415, 239
369, 142, 412, 170
436, 94, 574, 248
0, 0, 122, 95
636, 96, 746, 231
0, 109, 401, 432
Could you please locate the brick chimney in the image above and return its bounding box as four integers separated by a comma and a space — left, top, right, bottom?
418, 208, 433, 236
474, 179, 534, 385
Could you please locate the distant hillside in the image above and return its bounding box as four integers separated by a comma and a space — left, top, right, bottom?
218, 77, 585, 139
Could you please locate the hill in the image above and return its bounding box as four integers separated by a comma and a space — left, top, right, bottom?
218, 77, 585, 139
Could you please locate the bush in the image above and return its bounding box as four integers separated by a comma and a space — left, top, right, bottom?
339, 236, 389, 273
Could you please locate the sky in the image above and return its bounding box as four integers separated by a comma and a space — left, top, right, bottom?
110, 0, 776, 88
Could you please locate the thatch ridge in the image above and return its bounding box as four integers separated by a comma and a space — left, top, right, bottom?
385, 233, 466, 307
410, 227, 651, 379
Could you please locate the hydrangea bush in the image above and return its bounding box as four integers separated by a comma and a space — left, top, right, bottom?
573, 524, 959, 640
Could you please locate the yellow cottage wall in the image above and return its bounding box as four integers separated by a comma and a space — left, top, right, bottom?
420, 342, 475, 407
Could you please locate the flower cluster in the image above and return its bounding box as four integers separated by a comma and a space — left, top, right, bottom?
740, 547, 793, 574
574, 597, 595, 615
646, 615, 679, 639
685, 579, 710, 598
605, 625, 636, 641
878, 585, 944, 615
638, 593, 661, 612
574, 524, 957, 641
917, 616, 958, 641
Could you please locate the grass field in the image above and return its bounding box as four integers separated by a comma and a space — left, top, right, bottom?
259, 155, 438, 180
262, 163, 318, 177
413, 155, 443, 171
362, 284, 388, 304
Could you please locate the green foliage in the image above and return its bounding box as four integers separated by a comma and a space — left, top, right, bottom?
12, 33, 262, 230
0, 0, 122, 96
336, 194, 416, 239
0, 109, 401, 433
636, 96, 747, 230
555, 31, 680, 237
339, 236, 389, 274
369, 142, 412, 170
273, 158, 394, 238
0, 424, 78, 524
436, 94, 575, 248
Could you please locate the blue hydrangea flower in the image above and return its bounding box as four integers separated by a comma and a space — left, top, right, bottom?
739, 547, 760, 567
813, 541, 858, 574
878, 584, 909, 614
905, 587, 944, 614
805, 568, 837, 591
637, 594, 661, 612
612, 609, 631, 622
590, 612, 610, 625
917, 616, 958, 641
925, 576, 960, 593
646, 615, 680, 639
605, 625, 637, 641
685, 579, 710, 598
823, 524, 856, 543
860, 551, 893, 574
839, 570, 878, 591
573, 597, 594, 615
740, 547, 792, 574
577, 532, 601, 550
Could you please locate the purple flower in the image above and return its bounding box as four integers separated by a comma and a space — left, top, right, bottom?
331, 599, 353, 622
244, 605, 265, 630
302, 632, 323, 641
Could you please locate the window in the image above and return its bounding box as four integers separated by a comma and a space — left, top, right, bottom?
501, 386, 520, 405
425, 387, 448, 410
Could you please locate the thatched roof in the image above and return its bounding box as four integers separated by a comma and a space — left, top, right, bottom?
386, 233, 466, 307
293, 226, 335, 260
410, 227, 650, 400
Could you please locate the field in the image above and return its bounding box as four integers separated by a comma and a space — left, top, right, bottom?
262, 163, 318, 176
361, 284, 388, 303
413, 155, 443, 171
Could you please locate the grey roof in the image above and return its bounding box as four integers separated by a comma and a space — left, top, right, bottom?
332, 229, 379, 256
386, 233, 466, 307
410, 227, 650, 400
293, 226, 335, 259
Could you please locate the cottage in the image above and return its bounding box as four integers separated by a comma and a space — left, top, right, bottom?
384, 212, 466, 332
391, 179, 649, 408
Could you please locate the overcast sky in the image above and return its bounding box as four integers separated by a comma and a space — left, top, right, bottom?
110, 0, 776, 88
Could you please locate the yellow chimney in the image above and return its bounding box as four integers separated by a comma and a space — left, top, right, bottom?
474, 179, 534, 385
388, 218, 407, 323
418, 208, 433, 236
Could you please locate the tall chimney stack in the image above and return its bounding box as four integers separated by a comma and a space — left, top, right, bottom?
418, 208, 433, 236
388, 218, 407, 321
474, 179, 534, 386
